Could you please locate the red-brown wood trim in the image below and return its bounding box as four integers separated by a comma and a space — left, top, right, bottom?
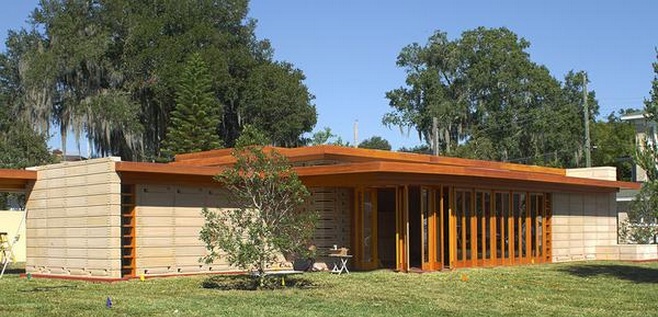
171, 145, 567, 177
0, 169, 37, 192
295, 161, 638, 190
116, 161, 222, 176
0, 169, 37, 180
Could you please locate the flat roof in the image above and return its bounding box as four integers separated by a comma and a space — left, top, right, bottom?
117, 146, 640, 193
0, 169, 37, 192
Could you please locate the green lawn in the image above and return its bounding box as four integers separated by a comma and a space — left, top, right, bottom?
2, 261, 658, 316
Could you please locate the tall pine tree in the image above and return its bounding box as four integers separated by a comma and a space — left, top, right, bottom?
161, 53, 222, 159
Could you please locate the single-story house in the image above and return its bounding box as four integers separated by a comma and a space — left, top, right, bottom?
0, 145, 646, 280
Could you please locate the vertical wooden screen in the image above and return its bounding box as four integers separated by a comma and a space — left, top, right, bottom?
544, 194, 552, 262
452, 190, 550, 268
120, 184, 136, 277
494, 192, 510, 265
475, 191, 492, 266
454, 189, 473, 267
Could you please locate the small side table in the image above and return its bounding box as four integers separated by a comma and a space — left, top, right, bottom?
329, 254, 352, 275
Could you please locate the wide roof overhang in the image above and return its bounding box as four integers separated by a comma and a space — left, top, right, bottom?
0, 169, 37, 192
116, 157, 640, 194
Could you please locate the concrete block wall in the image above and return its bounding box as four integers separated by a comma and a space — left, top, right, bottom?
135, 184, 352, 275
25, 158, 122, 278
566, 167, 617, 181
136, 184, 238, 276
595, 244, 658, 261
551, 192, 617, 262
303, 187, 352, 269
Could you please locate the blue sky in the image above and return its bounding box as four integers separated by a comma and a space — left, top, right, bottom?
2, 1, 657, 152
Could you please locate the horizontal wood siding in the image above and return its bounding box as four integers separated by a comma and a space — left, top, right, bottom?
25, 158, 122, 278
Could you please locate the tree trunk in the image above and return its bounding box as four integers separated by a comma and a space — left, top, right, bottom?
258, 259, 266, 288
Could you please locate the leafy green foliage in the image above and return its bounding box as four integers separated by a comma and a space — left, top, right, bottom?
307, 127, 350, 146
5, 0, 316, 160
619, 182, 658, 244
242, 62, 317, 147
384, 27, 594, 167
358, 136, 391, 150
200, 146, 316, 286
234, 124, 270, 148
625, 52, 658, 242
398, 144, 432, 154
591, 110, 636, 181
161, 53, 222, 159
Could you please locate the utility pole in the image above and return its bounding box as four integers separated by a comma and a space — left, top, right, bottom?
432, 117, 439, 156
583, 72, 592, 167
353, 120, 358, 148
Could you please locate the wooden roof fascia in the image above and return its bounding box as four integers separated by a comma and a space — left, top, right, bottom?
118, 172, 221, 187
115, 161, 222, 177
115, 158, 638, 192
169, 145, 566, 177
429, 156, 565, 176
169, 155, 236, 167
0, 169, 37, 192
169, 152, 330, 167
173, 148, 234, 161
300, 173, 619, 194
317, 146, 565, 176
294, 161, 639, 191
0, 169, 37, 180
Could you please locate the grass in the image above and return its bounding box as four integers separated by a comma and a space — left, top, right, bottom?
2, 261, 658, 316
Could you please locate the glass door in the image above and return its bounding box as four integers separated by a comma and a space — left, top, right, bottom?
354, 188, 378, 270
420, 187, 433, 270
395, 186, 408, 272
421, 187, 445, 271
454, 189, 473, 267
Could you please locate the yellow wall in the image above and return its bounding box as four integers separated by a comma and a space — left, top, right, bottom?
0, 210, 27, 262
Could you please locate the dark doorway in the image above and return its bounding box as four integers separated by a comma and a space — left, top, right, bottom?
443, 186, 451, 268
408, 186, 421, 269
377, 188, 396, 268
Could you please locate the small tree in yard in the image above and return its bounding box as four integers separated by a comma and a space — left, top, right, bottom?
199, 145, 317, 287
622, 52, 658, 243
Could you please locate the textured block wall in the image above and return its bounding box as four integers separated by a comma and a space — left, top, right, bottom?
25, 158, 122, 278
135, 184, 237, 275
551, 192, 617, 262
135, 185, 352, 275
304, 187, 351, 266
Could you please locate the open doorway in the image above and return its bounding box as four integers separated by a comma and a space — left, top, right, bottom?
442, 186, 450, 268
408, 186, 421, 269
377, 188, 396, 269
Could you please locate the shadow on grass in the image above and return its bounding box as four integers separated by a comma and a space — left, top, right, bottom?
558, 264, 658, 283
20, 285, 79, 292
202, 274, 319, 291
1, 267, 25, 275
